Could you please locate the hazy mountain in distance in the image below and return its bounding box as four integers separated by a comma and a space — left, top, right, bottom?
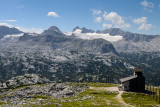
73, 26, 95, 33
72, 26, 81, 32
97, 28, 157, 42
65, 27, 160, 52
95, 28, 160, 52
19, 26, 119, 55
96, 28, 124, 36
1, 25, 160, 53
0, 26, 23, 39
81, 27, 95, 33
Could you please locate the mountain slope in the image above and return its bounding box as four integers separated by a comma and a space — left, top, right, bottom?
0, 26, 131, 83
96, 28, 160, 52
0, 26, 23, 39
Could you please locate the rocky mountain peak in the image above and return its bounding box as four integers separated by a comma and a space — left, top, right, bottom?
73, 26, 81, 32
41, 26, 65, 36
81, 27, 95, 33
48, 26, 61, 32
72, 26, 95, 33
107, 28, 122, 32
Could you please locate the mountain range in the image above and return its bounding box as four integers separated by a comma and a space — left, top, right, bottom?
1, 25, 160, 53
0, 25, 160, 85
71, 26, 160, 52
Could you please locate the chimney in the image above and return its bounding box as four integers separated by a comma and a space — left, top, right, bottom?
134, 67, 143, 76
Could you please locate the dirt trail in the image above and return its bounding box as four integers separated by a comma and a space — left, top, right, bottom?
116, 90, 134, 107
89, 87, 134, 107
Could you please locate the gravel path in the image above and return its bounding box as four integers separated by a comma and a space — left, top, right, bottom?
89, 86, 134, 107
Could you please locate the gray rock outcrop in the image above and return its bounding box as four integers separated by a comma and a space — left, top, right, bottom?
0, 74, 50, 89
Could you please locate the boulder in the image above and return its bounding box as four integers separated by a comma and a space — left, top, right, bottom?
1, 74, 50, 89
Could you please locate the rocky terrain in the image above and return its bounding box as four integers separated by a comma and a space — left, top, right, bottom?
0, 25, 160, 86
0, 80, 159, 107
0, 74, 88, 106
0, 26, 127, 83
0, 83, 88, 106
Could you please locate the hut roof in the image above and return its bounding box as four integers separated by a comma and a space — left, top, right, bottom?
134, 68, 143, 72
120, 75, 137, 83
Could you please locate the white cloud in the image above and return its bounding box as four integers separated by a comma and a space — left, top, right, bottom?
133, 17, 147, 24
95, 17, 101, 23
103, 12, 130, 28
138, 23, 152, 30
133, 17, 152, 31
141, 0, 154, 8
140, 0, 154, 12
90, 9, 101, 15
103, 12, 124, 24
0, 20, 17, 22
47, 11, 59, 18
103, 23, 112, 29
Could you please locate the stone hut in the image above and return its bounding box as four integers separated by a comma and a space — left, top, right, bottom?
119, 67, 145, 92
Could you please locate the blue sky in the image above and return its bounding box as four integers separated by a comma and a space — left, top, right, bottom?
0, 0, 160, 34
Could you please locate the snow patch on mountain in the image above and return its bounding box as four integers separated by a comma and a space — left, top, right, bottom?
65, 29, 122, 42
1, 33, 24, 40
64, 32, 72, 36
0, 23, 14, 28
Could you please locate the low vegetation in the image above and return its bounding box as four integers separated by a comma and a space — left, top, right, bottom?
122, 92, 160, 107
22, 85, 121, 107
0, 82, 160, 107
69, 82, 119, 87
